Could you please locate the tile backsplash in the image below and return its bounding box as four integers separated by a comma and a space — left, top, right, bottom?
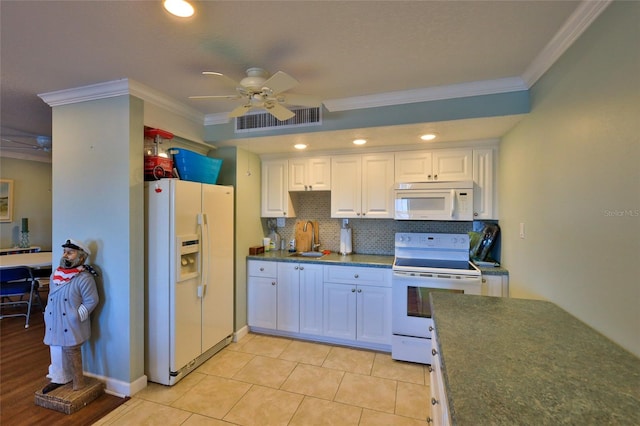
261, 191, 473, 256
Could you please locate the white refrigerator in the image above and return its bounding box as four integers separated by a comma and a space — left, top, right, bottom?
145, 179, 234, 385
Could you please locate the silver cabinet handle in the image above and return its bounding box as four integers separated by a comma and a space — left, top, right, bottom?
354, 274, 359, 279
431, 397, 439, 406
427, 417, 433, 424
299, 266, 304, 270
259, 267, 264, 271
295, 266, 299, 270
429, 326, 434, 332
309, 185, 313, 190
357, 288, 362, 293
432, 348, 438, 356
351, 288, 356, 292
271, 281, 276, 286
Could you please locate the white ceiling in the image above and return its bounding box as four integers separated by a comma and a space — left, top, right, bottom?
1, 0, 606, 160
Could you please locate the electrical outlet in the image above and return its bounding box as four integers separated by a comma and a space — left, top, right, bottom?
276, 217, 285, 227
519, 223, 525, 239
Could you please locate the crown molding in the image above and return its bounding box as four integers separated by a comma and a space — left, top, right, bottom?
322, 77, 527, 112
38, 79, 204, 125
522, 0, 612, 87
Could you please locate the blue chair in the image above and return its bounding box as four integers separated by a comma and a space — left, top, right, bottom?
0, 266, 43, 328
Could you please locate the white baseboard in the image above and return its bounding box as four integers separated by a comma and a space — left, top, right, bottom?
85, 371, 147, 397
234, 325, 250, 342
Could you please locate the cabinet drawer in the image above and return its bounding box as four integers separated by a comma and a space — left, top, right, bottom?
324, 265, 391, 287
248, 260, 277, 277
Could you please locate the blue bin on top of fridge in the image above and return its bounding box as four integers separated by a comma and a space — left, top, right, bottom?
171, 148, 222, 185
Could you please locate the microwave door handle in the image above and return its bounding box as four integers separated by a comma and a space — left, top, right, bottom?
450, 189, 455, 218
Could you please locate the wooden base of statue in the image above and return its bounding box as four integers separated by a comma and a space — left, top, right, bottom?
34, 377, 105, 414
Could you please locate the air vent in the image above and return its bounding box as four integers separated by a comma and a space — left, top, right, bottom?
235, 107, 322, 133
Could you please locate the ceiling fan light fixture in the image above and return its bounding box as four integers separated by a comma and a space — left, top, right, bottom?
163, 0, 194, 17
420, 133, 438, 141
353, 139, 367, 145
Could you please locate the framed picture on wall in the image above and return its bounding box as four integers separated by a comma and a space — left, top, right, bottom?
0, 179, 14, 222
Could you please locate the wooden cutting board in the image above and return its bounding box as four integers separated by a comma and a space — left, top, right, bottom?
294, 220, 319, 252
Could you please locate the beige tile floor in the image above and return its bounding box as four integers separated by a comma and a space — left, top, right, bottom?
95, 333, 431, 425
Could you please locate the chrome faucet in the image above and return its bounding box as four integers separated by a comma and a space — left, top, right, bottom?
303, 220, 320, 252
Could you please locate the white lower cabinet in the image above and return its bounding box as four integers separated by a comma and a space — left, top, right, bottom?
429, 327, 451, 425
481, 274, 509, 297
323, 266, 392, 346
247, 261, 278, 329
297, 263, 324, 336
247, 260, 392, 350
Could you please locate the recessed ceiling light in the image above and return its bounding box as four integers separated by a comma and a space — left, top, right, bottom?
420, 133, 437, 141
294, 143, 307, 150
163, 0, 194, 17
353, 139, 367, 145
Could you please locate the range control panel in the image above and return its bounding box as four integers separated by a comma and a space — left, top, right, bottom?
395, 233, 469, 250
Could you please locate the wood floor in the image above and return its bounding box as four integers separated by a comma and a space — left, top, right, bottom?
0, 298, 127, 425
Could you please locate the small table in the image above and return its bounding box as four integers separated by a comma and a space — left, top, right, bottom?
0, 252, 53, 269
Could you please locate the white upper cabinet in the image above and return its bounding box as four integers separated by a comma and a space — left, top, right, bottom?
331, 153, 394, 219
288, 156, 331, 191
261, 159, 296, 217
473, 148, 497, 220
395, 149, 472, 182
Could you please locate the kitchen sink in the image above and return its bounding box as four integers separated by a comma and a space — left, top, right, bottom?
289, 251, 325, 258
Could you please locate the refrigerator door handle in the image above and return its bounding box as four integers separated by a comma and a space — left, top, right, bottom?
199, 212, 209, 298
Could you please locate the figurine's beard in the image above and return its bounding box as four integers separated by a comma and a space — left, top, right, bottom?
60, 257, 82, 268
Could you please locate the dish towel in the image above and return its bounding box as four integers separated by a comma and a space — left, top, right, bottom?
340, 228, 352, 255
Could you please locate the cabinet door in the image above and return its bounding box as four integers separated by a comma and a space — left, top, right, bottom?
432, 149, 472, 181
395, 151, 433, 182
361, 153, 394, 218
262, 159, 296, 217
247, 276, 277, 329
288, 158, 308, 191
307, 157, 331, 191
331, 155, 362, 218
481, 274, 508, 297
299, 264, 324, 336
356, 285, 392, 345
323, 282, 356, 340
276, 262, 300, 332
473, 148, 496, 220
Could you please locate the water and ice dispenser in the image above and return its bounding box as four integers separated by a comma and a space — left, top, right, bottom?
177, 235, 200, 282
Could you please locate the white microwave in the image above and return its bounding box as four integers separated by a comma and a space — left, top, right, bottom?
394, 181, 474, 221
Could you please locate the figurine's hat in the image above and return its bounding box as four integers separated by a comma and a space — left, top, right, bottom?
62, 239, 91, 256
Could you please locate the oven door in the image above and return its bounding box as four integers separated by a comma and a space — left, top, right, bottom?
392, 270, 481, 338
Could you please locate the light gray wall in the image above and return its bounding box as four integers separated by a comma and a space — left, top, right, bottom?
500, 1, 639, 357
0, 158, 52, 250
215, 146, 262, 331
51, 95, 146, 392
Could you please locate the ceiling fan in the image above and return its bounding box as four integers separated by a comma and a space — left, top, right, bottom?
0, 134, 52, 153
189, 67, 322, 121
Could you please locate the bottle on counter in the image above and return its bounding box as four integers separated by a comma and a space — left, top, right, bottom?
268, 229, 281, 251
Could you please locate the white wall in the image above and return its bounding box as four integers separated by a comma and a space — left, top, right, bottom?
500, 1, 640, 357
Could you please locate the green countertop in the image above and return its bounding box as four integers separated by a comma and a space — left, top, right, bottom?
247, 251, 508, 275
429, 293, 640, 425
247, 251, 394, 268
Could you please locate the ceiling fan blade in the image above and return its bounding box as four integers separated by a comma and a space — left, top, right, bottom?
189, 94, 242, 100
279, 93, 323, 108
202, 71, 240, 89
265, 103, 295, 121
262, 71, 299, 95
228, 104, 254, 118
